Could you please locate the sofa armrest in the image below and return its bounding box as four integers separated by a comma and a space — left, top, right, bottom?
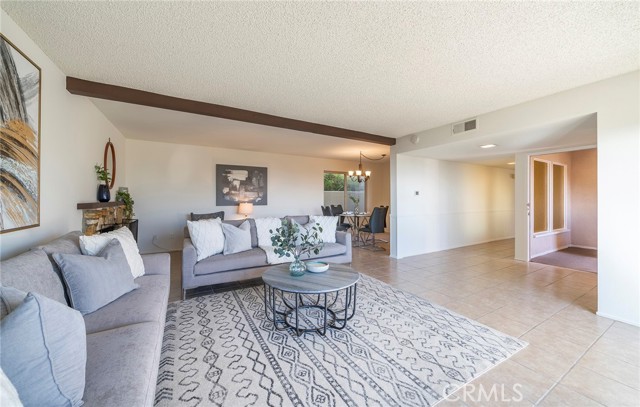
141, 253, 170, 276
182, 238, 197, 277
337, 231, 352, 261
336, 230, 351, 246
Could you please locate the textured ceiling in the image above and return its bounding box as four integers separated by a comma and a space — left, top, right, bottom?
2, 1, 638, 157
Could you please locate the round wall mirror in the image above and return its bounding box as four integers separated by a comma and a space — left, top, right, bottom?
103, 139, 116, 189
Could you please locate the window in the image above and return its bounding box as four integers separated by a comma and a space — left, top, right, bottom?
323, 171, 365, 212
532, 159, 567, 234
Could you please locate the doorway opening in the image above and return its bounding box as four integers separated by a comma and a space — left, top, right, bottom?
528, 148, 597, 273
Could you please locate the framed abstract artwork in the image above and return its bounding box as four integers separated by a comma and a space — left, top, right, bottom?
0, 34, 41, 233
216, 164, 267, 206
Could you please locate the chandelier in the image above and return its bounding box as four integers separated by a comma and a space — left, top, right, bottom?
349, 151, 386, 183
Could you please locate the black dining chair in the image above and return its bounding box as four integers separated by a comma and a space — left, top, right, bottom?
331, 204, 352, 232
377, 205, 389, 243
358, 206, 388, 250
321, 205, 332, 216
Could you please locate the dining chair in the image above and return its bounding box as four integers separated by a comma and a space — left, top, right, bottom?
377, 205, 389, 243
358, 206, 387, 250
321, 205, 332, 216
331, 204, 352, 232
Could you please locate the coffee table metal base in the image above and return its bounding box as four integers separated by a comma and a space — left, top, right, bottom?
264, 284, 357, 336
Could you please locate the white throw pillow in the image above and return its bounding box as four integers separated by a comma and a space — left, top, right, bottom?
187, 218, 225, 261
309, 216, 338, 244
254, 217, 283, 247
79, 226, 145, 278
0, 367, 23, 407
291, 220, 314, 246
221, 221, 252, 255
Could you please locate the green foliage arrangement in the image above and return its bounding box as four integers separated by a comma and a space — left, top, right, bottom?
94, 164, 111, 185
116, 190, 135, 219
270, 219, 324, 260
349, 195, 360, 206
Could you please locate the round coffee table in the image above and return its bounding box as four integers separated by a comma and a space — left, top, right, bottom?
262, 263, 360, 336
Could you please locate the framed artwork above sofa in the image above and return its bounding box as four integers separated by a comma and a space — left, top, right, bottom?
216, 164, 267, 206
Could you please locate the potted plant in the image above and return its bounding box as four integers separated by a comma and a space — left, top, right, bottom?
116, 189, 135, 219
94, 164, 111, 202
270, 219, 324, 276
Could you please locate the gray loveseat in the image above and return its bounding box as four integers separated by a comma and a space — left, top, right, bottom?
182, 215, 352, 298
0, 231, 170, 406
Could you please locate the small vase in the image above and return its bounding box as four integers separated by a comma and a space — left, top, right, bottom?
97, 184, 110, 202
289, 257, 306, 277
354, 206, 360, 215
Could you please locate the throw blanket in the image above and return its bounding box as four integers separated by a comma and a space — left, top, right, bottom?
259, 246, 290, 265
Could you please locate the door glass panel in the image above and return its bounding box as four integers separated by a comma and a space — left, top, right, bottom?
553, 164, 565, 230
533, 160, 548, 233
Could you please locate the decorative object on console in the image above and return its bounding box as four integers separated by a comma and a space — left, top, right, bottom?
94, 164, 111, 202
237, 202, 253, 218
270, 219, 324, 276
0, 35, 41, 234
348, 151, 386, 183
216, 164, 267, 206
115, 187, 134, 219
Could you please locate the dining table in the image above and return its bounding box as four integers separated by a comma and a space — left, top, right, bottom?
341, 211, 370, 246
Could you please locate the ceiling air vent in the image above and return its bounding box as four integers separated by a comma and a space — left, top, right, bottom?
452, 118, 477, 135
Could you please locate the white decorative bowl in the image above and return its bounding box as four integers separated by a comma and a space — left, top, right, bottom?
306, 261, 329, 273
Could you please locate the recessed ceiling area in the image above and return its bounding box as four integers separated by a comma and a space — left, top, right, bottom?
92, 99, 390, 161
406, 114, 597, 169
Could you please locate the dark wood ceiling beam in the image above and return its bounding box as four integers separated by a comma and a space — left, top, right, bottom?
66, 77, 396, 146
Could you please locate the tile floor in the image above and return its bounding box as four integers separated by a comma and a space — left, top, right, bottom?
167, 238, 640, 406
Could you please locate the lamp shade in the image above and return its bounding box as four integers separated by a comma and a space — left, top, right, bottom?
238, 202, 253, 216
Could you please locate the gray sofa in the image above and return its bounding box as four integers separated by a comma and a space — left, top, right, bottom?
182, 215, 352, 298
0, 231, 170, 407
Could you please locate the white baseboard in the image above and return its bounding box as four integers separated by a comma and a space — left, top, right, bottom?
531, 245, 570, 258
570, 244, 597, 251
596, 311, 640, 327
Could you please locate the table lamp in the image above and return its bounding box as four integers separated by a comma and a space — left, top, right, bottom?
238, 202, 253, 218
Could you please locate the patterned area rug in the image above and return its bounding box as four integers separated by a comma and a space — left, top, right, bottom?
155, 275, 526, 406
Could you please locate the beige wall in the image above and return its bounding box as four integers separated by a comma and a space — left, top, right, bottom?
125, 139, 390, 253
394, 155, 515, 257
570, 149, 597, 249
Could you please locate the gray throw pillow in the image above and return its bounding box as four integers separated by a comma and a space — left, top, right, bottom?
0, 292, 86, 407
0, 286, 27, 320
53, 239, 138, 315
191, 211, 225, 221
221, 221, 252, 255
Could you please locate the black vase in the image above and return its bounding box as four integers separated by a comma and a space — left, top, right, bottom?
97, 184, 110, 202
